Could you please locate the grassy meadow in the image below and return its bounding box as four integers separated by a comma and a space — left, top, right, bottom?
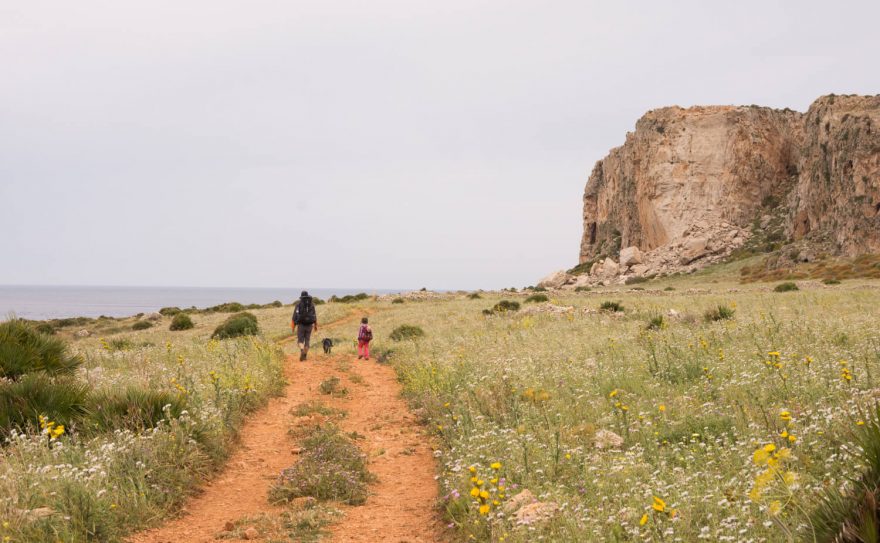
3, 267, 880, 542
363, 273, 880, 542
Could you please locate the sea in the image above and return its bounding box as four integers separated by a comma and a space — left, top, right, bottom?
0, 285, 404, 320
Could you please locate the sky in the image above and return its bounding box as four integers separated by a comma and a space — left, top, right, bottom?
2, 1, 879, 290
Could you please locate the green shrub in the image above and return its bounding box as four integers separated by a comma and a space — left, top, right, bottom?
810, 405, 880, 541
664, 286, 676, 291
391, 298, 405, 304
656, 414, 735, 444
389, 325, 426, 341
33, 322, 56, 335
0, 319, 83, 380
270, 424, 373, 505
599, 301, 623, 312
574, 286, 591, 292
169, 313, 195, 331
0, 374, 90, 433
329, 293, 370, 304
531, 286, 548, 292
823, 278, 841, 285
131, 320, 153, 331
488, 300, 520, 314
108, 338, 134, 351
211, 312, 259, 339
318, 376, 347, 397
312, 297, 325, 305
704, 305, 735, 322
774, 281, 800, 292
158, 307, 182, 316
646, 315, 666, 331
467, 292, 482, 299
205, 302, 245, 313
52, 317, 92, 328
86, 386, 185, 431
524, 294, 549, 304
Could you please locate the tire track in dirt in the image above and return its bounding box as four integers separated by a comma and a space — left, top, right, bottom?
129, 312, 445, 543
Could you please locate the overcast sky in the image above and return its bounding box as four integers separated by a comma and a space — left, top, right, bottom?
2, 1, 878, 290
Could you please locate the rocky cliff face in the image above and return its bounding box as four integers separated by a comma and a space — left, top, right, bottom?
556, 94, 880, 287
789, 95, 880, 255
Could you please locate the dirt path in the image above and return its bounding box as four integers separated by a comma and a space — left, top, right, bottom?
130, 319, 444, 543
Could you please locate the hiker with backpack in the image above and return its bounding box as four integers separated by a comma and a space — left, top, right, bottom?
292, 291, 318, 361
357, 317, 373, 360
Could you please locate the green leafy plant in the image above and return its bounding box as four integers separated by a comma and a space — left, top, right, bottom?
211, 312, 259, 339
391, 298, 405, 304
170, 313, 195, 331
488, 300, 520, 314
158, 307, 182, 316
467, 292, 482, 299
132, 320, 153, 331
774, 282, 800, 292
86, 386, 185, 431
704, 305, 735, 322
599, 301, 623, 312
646, 315, 666, 331
524, 294, 549, 304
0, 319, 83, 380
390, 325, 426, 341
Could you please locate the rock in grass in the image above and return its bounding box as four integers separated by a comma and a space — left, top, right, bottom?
593, 429, 624, 450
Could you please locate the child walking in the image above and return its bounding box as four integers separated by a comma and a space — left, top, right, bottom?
357, 317, 373, 360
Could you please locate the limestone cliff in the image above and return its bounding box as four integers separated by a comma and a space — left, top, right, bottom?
789, 95, 880, 255
568, 94, 880, 285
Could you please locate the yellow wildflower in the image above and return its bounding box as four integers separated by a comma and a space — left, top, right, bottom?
651, 496, 666, 513
640, 513, 649, 526
490, 462, 502, 470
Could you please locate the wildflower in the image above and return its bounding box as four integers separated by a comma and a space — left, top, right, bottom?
640, 513, 649, 526
857, 420, 865, 426
470, 487, 480, 498
658, 404, 666, 412
768, 500, 782, 516
780, 410, 792, 423
479, 504, 490, 515
652, 496, 666, 513
608, 389, 618, 398
469, 466, 477, 474
491, 462, 502, 470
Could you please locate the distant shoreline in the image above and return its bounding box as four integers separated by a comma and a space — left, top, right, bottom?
0, 285, 408, 320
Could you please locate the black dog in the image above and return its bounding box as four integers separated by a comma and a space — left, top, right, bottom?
322, 338, 333, 354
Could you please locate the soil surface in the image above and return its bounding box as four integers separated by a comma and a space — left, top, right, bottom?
129, 318, 445, 543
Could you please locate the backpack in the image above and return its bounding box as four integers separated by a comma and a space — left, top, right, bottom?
359, 324, 373, 342
294, 297, 317, 325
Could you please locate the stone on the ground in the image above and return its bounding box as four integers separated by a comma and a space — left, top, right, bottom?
502, 489, 537, 514
537, 270, 572, 289
243, 526, 260, 540
514, 501, 560, 526
680, 236, 709, 264
619, 246, 643, 267
593, 429, 624, 450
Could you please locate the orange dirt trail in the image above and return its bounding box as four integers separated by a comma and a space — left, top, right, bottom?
129, 319, 446, 543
